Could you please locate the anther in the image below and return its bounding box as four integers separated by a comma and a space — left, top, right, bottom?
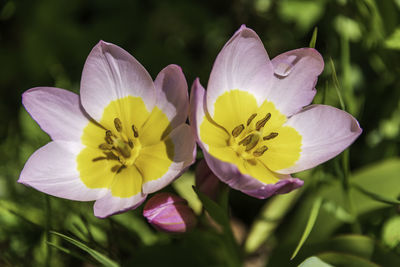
128, 139, 134, 148
111, 165, 121, 173
99, 143, 113, 150
255, 113, 271, 131
114, 118, 123, 132
232, 124, 244, 137
132, 125, 139, 138
247, 113, 257, 126
105, 130, 113, 144
238, 134, 253, 146
92, 156, 107, 162
253, 146, 268, 157
263, 132, 279, 140
245, 134, 260, 151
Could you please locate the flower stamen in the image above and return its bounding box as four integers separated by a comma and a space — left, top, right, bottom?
247, 113, 257, 126
263, 132, 279, 140
99, 143, 113, 150
132, 125, 139, 138
232, 124, 244, 137
114, 118, 123, 132
253, 145, 268, 157
255, 113, 271, 131
238, 134, 253, 146
245, 134, 259, 151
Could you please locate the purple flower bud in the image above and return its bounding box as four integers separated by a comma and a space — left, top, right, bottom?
195, 159, 221, 200
143, 193, 197, 233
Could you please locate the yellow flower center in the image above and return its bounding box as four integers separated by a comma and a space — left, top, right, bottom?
94, 117, 141, 173
76, 96, 174, 198
200, 90, 302, 184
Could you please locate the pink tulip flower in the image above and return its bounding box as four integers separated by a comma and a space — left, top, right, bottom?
19, 41, 196, 218
143, 192, 197, 233
189, 25, 362, 199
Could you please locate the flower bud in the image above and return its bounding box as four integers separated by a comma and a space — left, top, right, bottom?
143, 193, 197, 233
195, 159, 221, 200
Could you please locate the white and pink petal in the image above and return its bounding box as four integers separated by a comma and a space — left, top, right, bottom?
277, 105, 362, 174
22, 87, 89, 142
80, 41, 156, 122
206, 25, 274, 118
94, 191, 146, 219
189, 78, 207, 145
203, 148, 297, 199
140, 124, 196, 194
18, 141, 109, 201
268, 48, 324, 116
154, 64, 189, 129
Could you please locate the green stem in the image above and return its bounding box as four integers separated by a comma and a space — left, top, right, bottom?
45, 196, 52, 267
341, 150, 361, 234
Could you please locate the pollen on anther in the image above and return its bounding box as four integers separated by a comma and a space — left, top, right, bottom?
128, 139, 134, 148
114, 118, 123, 132
105, 130, 113, 144
255, 113, 271, 131
253, 145, 268, 157
111, 165, 121, 173
238, 134, 253, 146
132, 125, 139, 138
99, 143, 112, 150
245, 134, 260, 151
263, 132, 279, 140
247, 113, 257, 126
232, 124, 244, 137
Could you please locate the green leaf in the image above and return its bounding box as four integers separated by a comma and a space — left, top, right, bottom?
351, 183, 400, 205
317, 252, 380, 267
291, 197, 322, 260
329, 58, 346, 111
245, 190, 302, 254
309, 27, 318, 48
111, 213, 158, 246
172, 172, 202, 214
299, 256, 333, 267
329, 235, 374, 259
47, 242, 87, 262
193, 186, 242, 267
384, 27, 400, 50
50, 231, 119, 267
333, 15, 362, 41
193, 186, 229, 227
278, 0, 326, 31
382, 216, 400, 248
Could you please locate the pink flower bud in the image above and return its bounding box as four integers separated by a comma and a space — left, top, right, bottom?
143, 193, 197, 233
195, 159, 221, 200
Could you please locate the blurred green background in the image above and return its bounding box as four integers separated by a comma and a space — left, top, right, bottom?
1, 0, 400, 266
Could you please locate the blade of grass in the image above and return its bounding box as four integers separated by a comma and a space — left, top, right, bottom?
309, 27, 318, 48
352, 183, 400, 205
50, 231, 119, 267
245, 190, 302, 254
291, 197, 322, 260
47, 242, 87, 262
45, 196, 52, 267
329, 58, 346, 111
193, 186, 242, 267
